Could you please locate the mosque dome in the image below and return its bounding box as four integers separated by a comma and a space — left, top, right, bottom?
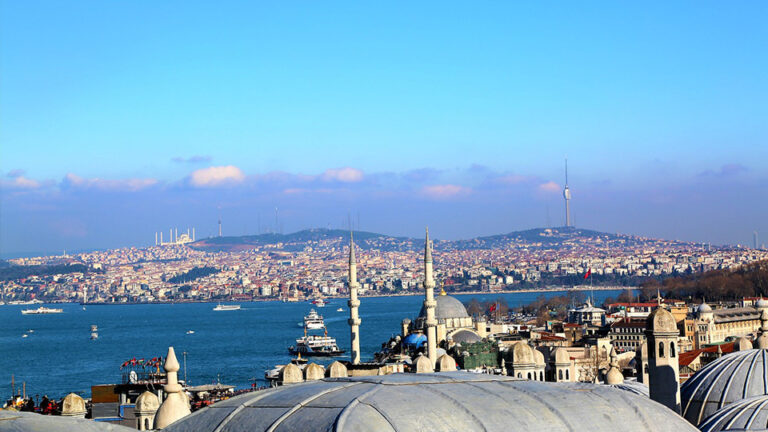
164, 373, 698, 432
0, 410, 133, 431
756, 298, 768, 309
448, 329, 482, 344
699, 395, 768, 432
418, 295, 470, 320
681, 349, 768, 425
403, 333, 427, 349
698, 303, 713, 314
136, 391, 160, 412
609, 380, 650, 397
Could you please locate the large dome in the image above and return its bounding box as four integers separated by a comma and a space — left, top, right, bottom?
165, 373, 698, 432
699, 395, 768, 432
418, 295, 470, 319
681, 349, 768, 425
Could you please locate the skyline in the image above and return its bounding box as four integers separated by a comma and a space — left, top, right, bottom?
2, 1, 767, 256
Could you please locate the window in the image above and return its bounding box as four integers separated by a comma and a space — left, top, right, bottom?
527, 372, 531, 380
659, 342, 665, 357
565, 370, 569, 380
671, 342, 676, 358
558, 370, 563, 380
540, 371, 543, 381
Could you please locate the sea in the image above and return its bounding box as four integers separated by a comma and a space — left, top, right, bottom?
0, 289, 629, 399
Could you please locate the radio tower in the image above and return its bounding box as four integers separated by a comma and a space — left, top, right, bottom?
218, 215, 222, 237
563, 158, 572, 228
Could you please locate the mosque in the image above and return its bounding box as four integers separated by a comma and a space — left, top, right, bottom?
5, 231, 768, 431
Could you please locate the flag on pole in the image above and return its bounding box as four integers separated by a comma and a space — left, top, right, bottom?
489, 303, 497, 313
584, 268, 592, 279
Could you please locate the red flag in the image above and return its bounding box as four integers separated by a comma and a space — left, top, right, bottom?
584, 268, 592, 279
489, 303, 497, 312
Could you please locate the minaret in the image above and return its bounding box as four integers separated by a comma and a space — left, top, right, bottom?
160, 232, 163, 245
563, 158, 572, 227
155, 232, 158, 246
347, 232, 362, 364
423, 228, 438, 364
153, 347, 191, 428
192, 227, 195, 241
645, 306, 681, 413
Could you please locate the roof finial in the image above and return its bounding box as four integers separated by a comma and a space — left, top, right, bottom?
440, 281, 446, 296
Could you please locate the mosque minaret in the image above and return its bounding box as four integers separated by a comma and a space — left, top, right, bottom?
423, 228, 438, 364
347, 232, 362, 365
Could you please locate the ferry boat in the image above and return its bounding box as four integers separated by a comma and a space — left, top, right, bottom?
213, 303, 241, 311
21, 306, 63, 315
300, 309, 325, 330
288, 330, 345, 357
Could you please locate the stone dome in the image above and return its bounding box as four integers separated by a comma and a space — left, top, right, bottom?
699, 395, 768, 432
756, 298, 768, 309
510, 342, 535, 366
164, 373, 699, 432
554, 347, 570, 365
646, 307, 678, 333
699, 303, 713, 313
135, 391, 160, 412
448, 329, 482, 344
609, 380, 649, 397
681, 349, 768, 425
61, 393, 86, 416
418, 295, 469, 320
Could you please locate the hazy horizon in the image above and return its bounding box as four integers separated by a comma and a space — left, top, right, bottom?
2, 2, 767, 257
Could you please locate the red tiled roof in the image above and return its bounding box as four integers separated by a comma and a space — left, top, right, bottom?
678, 342, 735, 368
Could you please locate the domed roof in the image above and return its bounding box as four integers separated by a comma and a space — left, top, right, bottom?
448, 329, 482, 344
164, 373, 699, 432
699, 303, 713, 313
681, 349, 768, 425
646, 307, 678, 333
0, 410, 133, 431
699, 395, 768, 432
510, 342, 535, 366
756, 298, 768, 309
418, 295, 469, 320
62, 393, 86, 415
403, 333, 427, 348
136, 391, 160, 412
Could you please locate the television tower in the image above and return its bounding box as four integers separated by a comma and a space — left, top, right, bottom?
218, 216, 222, 237
563, 159, 572, 227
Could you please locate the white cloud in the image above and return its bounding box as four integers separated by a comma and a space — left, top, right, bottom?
321, 167, 364, 183
189, 165, 246, 187
62, 173, 158, 191
537, 181, 561, 193
421, 184, 472, 199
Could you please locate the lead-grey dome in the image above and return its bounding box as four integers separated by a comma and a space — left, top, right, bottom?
448, 329, 482, 344
166, 372, 698, 432
0, 410, 133, 431
681, 349, 768, 426
699, 395, 768, 432
418, 295, 469, 319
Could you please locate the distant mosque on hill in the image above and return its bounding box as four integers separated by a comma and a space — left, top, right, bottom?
6, 231, 768, 432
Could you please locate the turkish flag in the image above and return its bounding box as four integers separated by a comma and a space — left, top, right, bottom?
489, 303, 497, 312
584, 268, 592, 279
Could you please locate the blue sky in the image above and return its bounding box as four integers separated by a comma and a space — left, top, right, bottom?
1, 1, 767, 256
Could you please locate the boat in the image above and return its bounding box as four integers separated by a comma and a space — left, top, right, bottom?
186, 330, 195, 335
300, 309, 325, 330
21, 306, 63, 315
336, 307, 344, 312
213, 304, 241, 311
312, 298, 326, 307
90, 332, 99, 340
288, 327, 345, 357
22, 334, 28, 338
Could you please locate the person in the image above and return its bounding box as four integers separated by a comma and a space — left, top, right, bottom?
40, 395, 50, 414
21, 398, 35, 412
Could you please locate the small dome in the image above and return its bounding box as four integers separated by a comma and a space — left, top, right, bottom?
510, 342, 534, 366
681, 349, 768, 425
698, 303, 713, 313
646, 307, 677, 333
533, 349, 545, 367
554, 347, 570, 365
61, 393, 86, 415
136, 391, 160, 412
418, 295, 470, 320
449, 329, 482, 344
699, 394, 768, 432
403, 333, 427, 349
756, 298, 768, 309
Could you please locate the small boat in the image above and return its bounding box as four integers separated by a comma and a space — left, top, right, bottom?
301, 309, 325, 330
21, 306, 63, 315
336, 307, 344, 312
186, 330, 195, 335
22, 334, 28, 338
91, 325, 98, 332
90, 332, 99, 340
27, 329, 34, 333
312, 298, 326, 307
213, 304, 241, 311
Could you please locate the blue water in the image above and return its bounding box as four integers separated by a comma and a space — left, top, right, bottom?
0, 290, 625, 399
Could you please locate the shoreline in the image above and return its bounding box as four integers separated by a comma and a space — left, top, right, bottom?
34, 286, 636, 306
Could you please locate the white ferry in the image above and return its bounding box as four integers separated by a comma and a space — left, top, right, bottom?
300, 309, 325, 330
213, 303, 241, 311
288, 334, 344, 357
21, 306, 63, 315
